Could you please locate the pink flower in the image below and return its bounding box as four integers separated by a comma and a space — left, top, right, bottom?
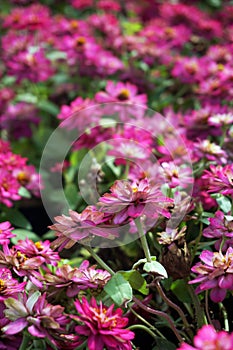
73, 297, 134, 350
189, 247, 233, 302
0, 170, 21, 207
3, 4, 51, 30
202, 164, 233, 197
13, 165, 41, 197
3, 292, 71, 346
95, 81, 147, 106
193, 139, 227, 164
45, 260, 111, 297
0, 102, 39, 139
98, 178, 173, 224
0, 268, 26, 301
159, 162, 193, 189
14, 238, 60, 266
0, 244, 45, 285
50, 206, 118, 249
0, 222, 15, 246
6, 49, 54, 83
178, 324, 233, 350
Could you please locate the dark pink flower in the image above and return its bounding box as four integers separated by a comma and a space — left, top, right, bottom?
0, 170, 21, 207
14, 238, 60, 266
3, 292, 71, 346
0, 244, 45, 284
189, 247, 233, 302
50, 206, 118, 249
73, 297, 134, 350
98, 178, 173, 224
45, 260, 111, 297
95, 81, 147, 106
0, 269, 26, 301
202, 164, 233, 197
193, 139, 227, 164
3, 4, 51, 30
178, 324, 233, 350
0, 222, 15, 246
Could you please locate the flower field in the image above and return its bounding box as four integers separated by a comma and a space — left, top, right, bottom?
1, 0, 233, 349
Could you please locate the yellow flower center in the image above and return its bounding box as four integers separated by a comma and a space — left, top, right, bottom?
0, 279, 5, 292
132, 187, 138, 193
35, 242, 44, 250
117, 89, 130, 101
17, 171, 30, 186
75, 37, 86, 47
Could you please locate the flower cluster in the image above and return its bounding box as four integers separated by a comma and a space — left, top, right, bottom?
0, 140, 40, 207
2, 0, 233, 349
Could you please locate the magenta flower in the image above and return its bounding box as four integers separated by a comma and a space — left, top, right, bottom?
0, 222, 15, 246
202, 164, 233, 197
0, 268, 26, 301
0, 244, 45, 285
203, 211, 233, 251
50, 206, 118, 249
0, 170, 21, 207
3, 292, 70, 344
14, 238, 60, 266
189, 247, 233, 302
177, 324, 233, 350
95, 81, 147, 105
98, 178, 173, 224
193, 139, 227, 164
45, 260, 111, 297
160, 162, 193, 189
73, 297, 134, 350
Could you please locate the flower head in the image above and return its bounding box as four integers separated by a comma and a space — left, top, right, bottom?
189, 247, 233, 302
98, 178, 173, 224
178, 324, 233, 350
0, 222, 15, 246
73, 297, 134, 350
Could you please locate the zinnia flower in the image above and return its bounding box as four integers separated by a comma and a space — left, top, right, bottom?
98, 178, 173, 224
177, 324, 233, 350
0, 222, 15, 246
2, 292, 70, 346
73, 297, 134, 350
189, 247, 233, 302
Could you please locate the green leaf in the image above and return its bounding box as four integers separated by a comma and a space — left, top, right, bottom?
121, 270, 149, 295
64, 183, 80, 210
18, 187, 31, 199
37, 100, 59, 116
104, 272, 133, 306
16, 93, 38, 104
215, 195, 232, 213
2, 208, 32, 230
171, 279, 192, 303
47, 51, 67, 61
11, 229, 40, 244
143, 261, 168, 279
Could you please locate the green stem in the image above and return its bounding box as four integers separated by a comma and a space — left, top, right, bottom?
122, 161, 130, 179
219, 302, 229, 331
135, 218, 151, 262
186, 283, 207, 328
85, 246, 115, 275
19, 333, 31, 350
205, 291, 213, 326
128, 324, 157, 340
129, 306, 166, 339
191, 221, 203, 262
